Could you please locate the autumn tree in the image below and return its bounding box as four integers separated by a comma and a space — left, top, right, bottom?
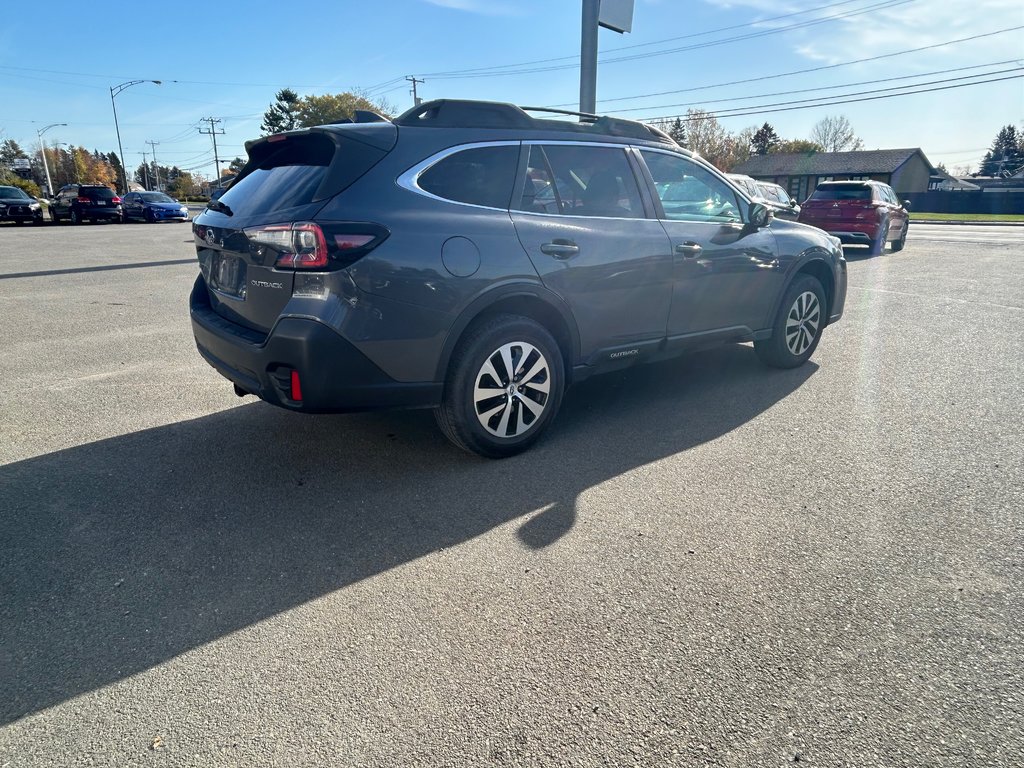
297, 91, 395, 127
809, 115, 864, 152
772, 139, 824, 154
261, 88, 302, 135
751, 123, 780, 155
683, 108, 731, 167
227, 156, 246, 174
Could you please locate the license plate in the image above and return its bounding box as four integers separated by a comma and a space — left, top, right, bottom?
97, 200, 106, 206
210, 253, 247, 299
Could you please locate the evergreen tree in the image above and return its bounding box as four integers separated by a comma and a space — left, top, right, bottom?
979, 125, 1024, 176
666, 117, 687, 146
261, 88, 302, 135
751, 122, 780, 155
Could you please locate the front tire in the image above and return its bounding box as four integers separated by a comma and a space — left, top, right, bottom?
69, 209, 80, 225
755, 275, 826, 369
435, 314, 565, 458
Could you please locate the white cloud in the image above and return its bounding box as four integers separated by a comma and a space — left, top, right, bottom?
422, 0, 520, 15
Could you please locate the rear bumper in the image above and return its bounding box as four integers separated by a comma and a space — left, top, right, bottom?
801, 220, 879, 246
189, 275, 441, 413
78, 205, 122, 220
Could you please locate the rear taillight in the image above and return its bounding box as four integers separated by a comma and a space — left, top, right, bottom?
244, 222, 388, 270
245, 222, 328, 269
112, 196, 122, 204
76, 197, 90, 204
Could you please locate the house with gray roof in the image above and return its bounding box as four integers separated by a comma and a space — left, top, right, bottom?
733, 148, 934, 204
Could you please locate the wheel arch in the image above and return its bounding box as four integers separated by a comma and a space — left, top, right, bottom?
794, 257, 835, 320
435, 283, 580, 385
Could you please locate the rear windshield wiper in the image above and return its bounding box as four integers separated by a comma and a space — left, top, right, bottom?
207, 199, 233, 216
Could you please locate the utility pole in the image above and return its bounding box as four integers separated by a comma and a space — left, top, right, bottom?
36, 122, 66, 197
199, 117, 225, 184
145, 140, 160, 190
406, 76, 425, 107
138, 151, 150, 189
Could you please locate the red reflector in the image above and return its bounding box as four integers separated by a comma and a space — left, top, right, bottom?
290, 370, 303, 401
334, 234, 375, 249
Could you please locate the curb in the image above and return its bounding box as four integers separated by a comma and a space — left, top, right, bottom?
909, 219, 1024, 227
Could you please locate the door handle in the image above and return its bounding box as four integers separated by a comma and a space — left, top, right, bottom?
674, 242, 702, 258
541, 240, 580, 259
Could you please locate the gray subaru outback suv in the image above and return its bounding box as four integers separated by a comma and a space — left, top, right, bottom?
190, 99, 847, 457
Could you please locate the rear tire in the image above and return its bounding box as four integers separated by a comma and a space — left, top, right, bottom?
869, 217, 889, 255
755, 275, 826, 369
435, 314, 564, 458
890, 222, 908, 252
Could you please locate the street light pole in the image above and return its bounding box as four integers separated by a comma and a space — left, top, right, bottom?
110, 79, 161, 194
36, 122, 66, 197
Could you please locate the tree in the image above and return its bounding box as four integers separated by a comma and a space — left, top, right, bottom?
751, 122, 780, 155
227, 156, 246, 174
684, 108, 730, 168
0, 139, 26, 167
168, 171, 197, 200
296, 91, 395, 127
717, 125, 757, 172
772, 139, 824, 154
261, 88, 302, 135
809, 115, 864, 152
979, 124, 1024, 176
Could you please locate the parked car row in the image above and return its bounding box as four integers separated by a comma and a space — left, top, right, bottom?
0, 184, 192, 226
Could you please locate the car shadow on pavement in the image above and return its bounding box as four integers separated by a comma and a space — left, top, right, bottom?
0, 344, 816, 724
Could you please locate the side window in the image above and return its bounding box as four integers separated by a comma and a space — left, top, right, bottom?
640, 150, 742, 224
514, 144, 644, 218
418, 145, 519, 209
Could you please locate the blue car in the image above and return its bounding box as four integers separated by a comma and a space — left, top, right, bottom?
121, 191, 190, 223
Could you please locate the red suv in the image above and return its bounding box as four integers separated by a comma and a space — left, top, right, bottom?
798, 180, 909, 255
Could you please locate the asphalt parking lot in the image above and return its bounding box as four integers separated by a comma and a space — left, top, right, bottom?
1, 222, 1021, 767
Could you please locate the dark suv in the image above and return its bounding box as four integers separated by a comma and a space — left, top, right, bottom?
50, 184, 123, 224
190, 99, 847, 457
798, 180, 909, 255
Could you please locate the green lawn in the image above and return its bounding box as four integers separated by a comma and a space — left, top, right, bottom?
910, 212, 1024, 222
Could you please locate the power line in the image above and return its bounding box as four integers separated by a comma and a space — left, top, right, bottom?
414, 0, 889, 78
420, 0, 915, 80
637, 73, 1024, 123
607, 61, 1023, 115
544, 25, 1024, 109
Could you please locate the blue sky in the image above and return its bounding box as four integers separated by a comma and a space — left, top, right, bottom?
1, 0, 1021, 178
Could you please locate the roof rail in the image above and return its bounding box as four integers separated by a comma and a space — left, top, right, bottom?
394, 98, 675, 145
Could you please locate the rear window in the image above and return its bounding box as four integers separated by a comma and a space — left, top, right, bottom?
218, 135, 335, 218
83, 187, 115, 200
418, 145, 518, 209
810, 184, 872, 201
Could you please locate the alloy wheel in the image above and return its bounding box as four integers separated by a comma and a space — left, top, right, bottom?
473, 341, 551, 438
785, 291, 820, 356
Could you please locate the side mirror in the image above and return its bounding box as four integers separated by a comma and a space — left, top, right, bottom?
902, 200, 911, 210
748, 202, 772, 228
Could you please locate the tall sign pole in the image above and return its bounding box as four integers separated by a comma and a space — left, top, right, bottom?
579, 0, 600, 115
579, 0, 634, 116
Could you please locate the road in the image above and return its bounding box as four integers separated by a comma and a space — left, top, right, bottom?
1, 222, 1021, 767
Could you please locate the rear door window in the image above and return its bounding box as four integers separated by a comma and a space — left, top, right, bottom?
418, 145, 519, 209
514, 144, 644, 219
811, 184, 871, 201
85, 187, 115, 200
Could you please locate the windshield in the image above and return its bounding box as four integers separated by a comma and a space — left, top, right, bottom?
140, 193, 175, 203
0, 186, 31, 200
